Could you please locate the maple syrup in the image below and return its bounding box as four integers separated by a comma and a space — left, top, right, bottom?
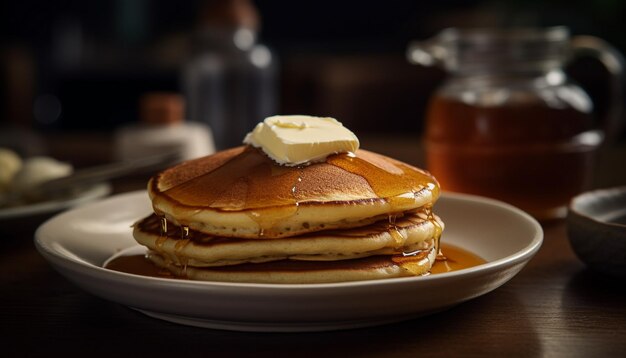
425, 95, 597, 219
162, 147, 439, 235
104, 243, 484, 279
165, 147, 438, 209
408, 27, 622, 219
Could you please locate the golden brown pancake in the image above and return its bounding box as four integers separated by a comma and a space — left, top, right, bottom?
146, 248, 438, 284
149, 146, 440, 239
133, 210, 442, 267
132, 144, 444, 284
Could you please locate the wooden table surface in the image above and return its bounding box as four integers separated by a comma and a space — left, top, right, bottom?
1, 133, 625, 356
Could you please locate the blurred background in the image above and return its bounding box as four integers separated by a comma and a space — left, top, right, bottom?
1, 0, 625, 166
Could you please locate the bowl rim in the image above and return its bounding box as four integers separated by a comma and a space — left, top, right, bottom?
568, 185, 626, 229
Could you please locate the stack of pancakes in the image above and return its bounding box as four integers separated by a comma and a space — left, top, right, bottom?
133, 146, 443, 283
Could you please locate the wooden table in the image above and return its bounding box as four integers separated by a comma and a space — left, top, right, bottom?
1, 133, 625, 356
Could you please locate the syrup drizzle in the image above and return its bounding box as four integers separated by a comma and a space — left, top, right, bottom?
104, 244, 486, 279
141, 212, 448, 279
155, 232, 167, 252
160, 216, 168, 236
387, 214, 407, 247
391, 248, 431, 276
174, 235, 190, 275
394, 204, 443, 273
161, 147, 439, 238
425, 205, 443, 257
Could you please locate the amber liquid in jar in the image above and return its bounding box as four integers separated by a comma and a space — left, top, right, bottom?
425, 95, 596, 219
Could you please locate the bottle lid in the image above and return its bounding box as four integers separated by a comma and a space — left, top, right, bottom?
139, 92, 184, 125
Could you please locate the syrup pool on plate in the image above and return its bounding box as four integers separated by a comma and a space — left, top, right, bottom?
104, 243, 485, 279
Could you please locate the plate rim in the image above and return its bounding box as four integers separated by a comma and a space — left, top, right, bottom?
34, 190, 543, 331
34, 190, 543, 291
0, 182, 112, 220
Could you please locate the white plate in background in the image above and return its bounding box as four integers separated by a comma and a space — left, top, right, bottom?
0, 183, 111, 221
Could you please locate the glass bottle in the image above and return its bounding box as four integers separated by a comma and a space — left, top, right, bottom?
182, 0, 277, 150
408, 27, 623, 219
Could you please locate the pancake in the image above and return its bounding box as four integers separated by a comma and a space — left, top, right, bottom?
131, 130, 445, 284
133, 210, 443, 267
146, 247, 438, 284
149, 146, 439, 239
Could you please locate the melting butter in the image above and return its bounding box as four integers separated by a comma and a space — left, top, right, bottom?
243, 115, 359, 166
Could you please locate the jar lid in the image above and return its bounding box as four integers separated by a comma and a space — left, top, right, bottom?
408, 26, 570, 74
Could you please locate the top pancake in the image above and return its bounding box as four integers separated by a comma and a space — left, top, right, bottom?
149, 146, 439, 239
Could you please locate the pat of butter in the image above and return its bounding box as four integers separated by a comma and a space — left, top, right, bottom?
243, 115, 359, 166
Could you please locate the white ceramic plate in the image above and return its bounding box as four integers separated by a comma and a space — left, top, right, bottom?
0, 183, 111, 221
35, 191, 542, 332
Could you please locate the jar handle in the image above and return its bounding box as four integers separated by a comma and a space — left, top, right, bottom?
570, 36, 625, 142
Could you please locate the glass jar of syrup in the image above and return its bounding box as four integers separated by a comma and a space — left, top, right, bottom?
408, 27, 624, 220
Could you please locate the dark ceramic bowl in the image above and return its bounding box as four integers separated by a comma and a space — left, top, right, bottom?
567, 186, 626, 278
